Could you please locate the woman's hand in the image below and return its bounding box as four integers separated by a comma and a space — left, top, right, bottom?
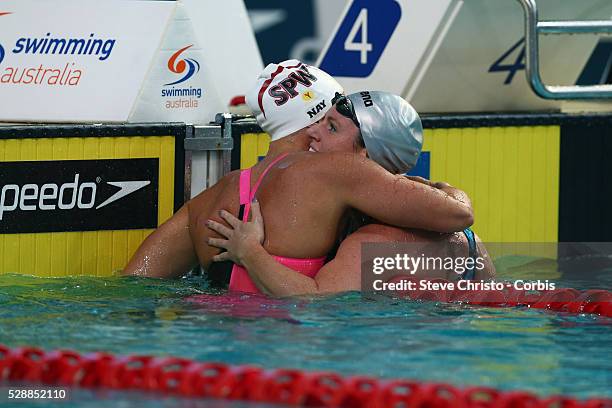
206, 200, 265, 266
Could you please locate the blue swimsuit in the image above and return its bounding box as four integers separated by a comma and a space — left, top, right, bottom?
461, 228, 478, 280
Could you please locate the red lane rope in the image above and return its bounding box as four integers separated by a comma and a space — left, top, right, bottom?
1, 345, 610, 407
394, 279, 612, 317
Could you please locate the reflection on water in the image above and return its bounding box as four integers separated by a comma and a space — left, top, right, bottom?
0, 260, 610, 400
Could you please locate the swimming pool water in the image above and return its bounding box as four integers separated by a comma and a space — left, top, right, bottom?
0, 259, 610, 406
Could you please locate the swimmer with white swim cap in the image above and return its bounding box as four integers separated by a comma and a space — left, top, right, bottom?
248, 60, 343, 140
125, 60, 475, 293
208, 89, 495, 295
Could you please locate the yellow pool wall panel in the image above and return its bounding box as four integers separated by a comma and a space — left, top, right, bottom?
0, 135, 176, 277
239, 125, 560, 244
423, 125, 560, 243
240, 132, 271, 169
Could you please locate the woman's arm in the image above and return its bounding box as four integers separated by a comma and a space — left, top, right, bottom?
317, 152, 473, 233
123, 205, 198, 278
405, 176, 472, 209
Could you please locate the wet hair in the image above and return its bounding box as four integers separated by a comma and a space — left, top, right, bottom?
325, 209, 374, 262
353, 131, 365, 151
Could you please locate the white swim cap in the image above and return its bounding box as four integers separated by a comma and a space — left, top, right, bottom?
246, 59, 343, 141
345, 91, 423, 174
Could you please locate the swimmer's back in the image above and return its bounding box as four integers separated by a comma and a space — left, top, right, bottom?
187, 170, 241, 269
248, 152, 348, 258
187, 152, 347, 267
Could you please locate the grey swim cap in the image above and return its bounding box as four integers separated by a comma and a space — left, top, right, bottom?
346, 91, 423, 174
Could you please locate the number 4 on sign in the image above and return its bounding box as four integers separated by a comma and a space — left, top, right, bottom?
344, 8, 373, 64
489, 38, 526, 85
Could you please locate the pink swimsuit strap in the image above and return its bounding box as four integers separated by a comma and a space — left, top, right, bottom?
238, 153, 288, 221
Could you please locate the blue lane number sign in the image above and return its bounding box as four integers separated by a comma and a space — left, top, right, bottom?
319, 0, 401, 77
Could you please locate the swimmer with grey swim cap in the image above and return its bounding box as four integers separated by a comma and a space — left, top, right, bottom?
332, 91, 423, 174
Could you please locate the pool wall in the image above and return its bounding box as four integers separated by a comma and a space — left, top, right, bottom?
0, 124, 186, 276
1, 112, 611, 277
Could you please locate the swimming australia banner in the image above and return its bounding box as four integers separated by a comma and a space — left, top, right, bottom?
0, 0, 262, 124
0, 0, 174, 122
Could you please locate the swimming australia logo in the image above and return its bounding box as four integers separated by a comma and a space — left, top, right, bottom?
0, 158, 159, 233
165, 45, 200, 86
160, 45, 203, 109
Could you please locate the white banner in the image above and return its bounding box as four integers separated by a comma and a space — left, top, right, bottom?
316, 0, 612, 113
180, 0, 263, 108
129, 3, 225, 124
410, 0, 612, 113
131, 0, 265, 124
317, 0, 461, 98
0, 0, 175, 122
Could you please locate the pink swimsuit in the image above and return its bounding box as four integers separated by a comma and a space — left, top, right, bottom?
228, 153, 326, 293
